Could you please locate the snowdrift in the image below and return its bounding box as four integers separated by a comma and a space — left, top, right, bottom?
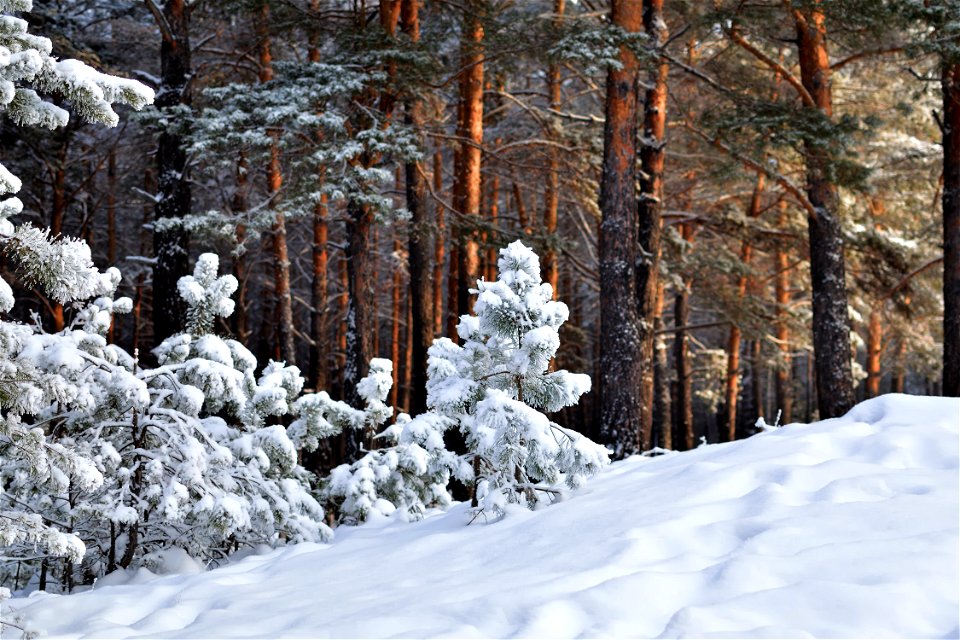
7, 394, 959, 639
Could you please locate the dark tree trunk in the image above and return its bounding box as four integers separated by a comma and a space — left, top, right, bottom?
402, 0, 431, 416
795, 6, 855, 417
635, 0, 669, 451
153, 0, 191, 346
598, 0, 643, 459
943, 59, 960, 397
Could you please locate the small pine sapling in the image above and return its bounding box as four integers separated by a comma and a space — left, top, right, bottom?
427, 241, 608, 518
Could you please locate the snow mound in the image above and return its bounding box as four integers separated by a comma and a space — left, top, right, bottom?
9, 394, 959, 639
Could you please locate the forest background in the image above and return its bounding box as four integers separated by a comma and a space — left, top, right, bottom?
6, 0, 956, 465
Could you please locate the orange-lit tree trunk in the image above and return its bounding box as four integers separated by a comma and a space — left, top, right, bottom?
485, 171, 499, 283
542, 0, 565, 299
390, 232, 402, 414
794, 4, 854, 417
402, 0, 432, 415
774, 201, 793, 422
865, 307, 883, 398
258, 1, 296, 366
453, 0, 484, 321
598, 0, 643, 458
723, 173, 764, 441
635, 0, 669, 450
308, 13, 329, 390
433, 150, 445, 336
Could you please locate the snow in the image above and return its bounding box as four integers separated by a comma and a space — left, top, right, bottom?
8, 394, 959, 639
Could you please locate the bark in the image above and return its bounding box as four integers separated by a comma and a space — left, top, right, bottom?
403, 0, 432, 416
454, 0, 485, 319
774, 202, 793, 423
891, 339, 906, 393
232, 155, 250, 344
485, 172, 499, 283
673, 241, 694, 450
433, 150, 445, 336
107, 147, 117, 265
794, 5, 854, 417
153, 0, 191, 346
542, 0, 565, 299
943, 59, 960, 397
723, 173, 764, 441
447, 244, 460, 339
652, 283, 672, 450
309, 187, 329, 389
598, 0, 644, 458
751, 338, 764, 428
865, 307, 882, 398
390, 232, 403, 415
635, 0, 669, 452
258, 1, 297, 366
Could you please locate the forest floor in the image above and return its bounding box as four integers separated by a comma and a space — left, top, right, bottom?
6, 394, 959, 639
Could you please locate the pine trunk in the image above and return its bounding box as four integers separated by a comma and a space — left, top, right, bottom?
653, 283, 672, 450
433, 150, 445, 336
774, 201, 793, 423
542, 0, 565, 299
153, 0, 191, 346
943, 59, 960, 397
635, 0, 669, 452
866, 307, 882, 398
598, 0, 644, 458
454, 1, 484, 319
674, 268, 694, 450
403, 0, 432, 415
795, 6, 854, 417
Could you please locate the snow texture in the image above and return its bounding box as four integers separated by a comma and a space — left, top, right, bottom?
8, 394, 958, 639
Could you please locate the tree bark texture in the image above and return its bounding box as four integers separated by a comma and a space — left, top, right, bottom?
795, 5, 855, 418
153, 0, 191, 346
598, 0, 644, 458
943, 59, 960, 396
635, 0, 669, 451
403, 0, 432, 416
454, 0, 484, 321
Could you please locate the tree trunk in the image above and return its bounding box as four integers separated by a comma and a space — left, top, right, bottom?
865, 307, 883, 398
751, 338, 764, 428
454, 0, 484, 319
943, 59, 960, 397
774, 201, 793, 423
390, 232, 403, 414
723, 173, 764, 440
635, 0, 669, 452
598, 0, 644, 459
673, 259, 694, 450
433, 150, 445, 337
403, 0, 432, 416
542, 0, 565, 299
153, 0, 191, 346
231, 154, 250, 345
257, 2, 297, 366
794, 5, 854, 417
653, 283, 672, 449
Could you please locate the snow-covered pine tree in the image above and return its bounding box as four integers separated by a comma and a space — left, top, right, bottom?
427, 241, 608, 517
0, 0, 153, 588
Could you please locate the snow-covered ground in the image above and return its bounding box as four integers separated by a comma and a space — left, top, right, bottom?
6, 394, 959, 639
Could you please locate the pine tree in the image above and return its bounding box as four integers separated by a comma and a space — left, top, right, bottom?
427, 241, 607, 517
